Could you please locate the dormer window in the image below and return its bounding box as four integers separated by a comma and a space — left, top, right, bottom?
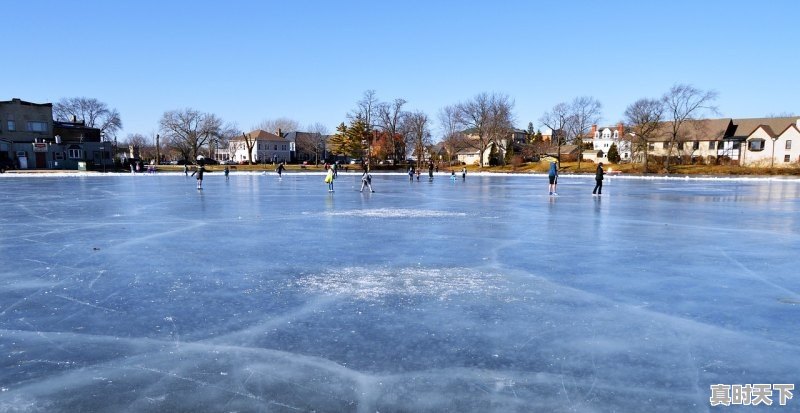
613, 131, 619, 139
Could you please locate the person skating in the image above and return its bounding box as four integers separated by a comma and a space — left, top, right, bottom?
183, 163, 189, 176
325, 167, 335, 192
408, 166, 414, 182
276, 162, 285, 178
191, 164, 207, 190
428, 162, 434, 180
593, 162, 605, 195
461, 167, 467, 181
360, 169, 374, 192
224, 165, 230, 181
548, 161, 559, 196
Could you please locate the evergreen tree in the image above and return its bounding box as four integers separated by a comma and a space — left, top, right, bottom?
608, 143, 621, 163
488, 144, 499, 166
328, 122, 349, 159
504, 143, 515, 165
345, 118, 369, 158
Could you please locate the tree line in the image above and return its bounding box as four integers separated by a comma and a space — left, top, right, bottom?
54, 83, 726, 169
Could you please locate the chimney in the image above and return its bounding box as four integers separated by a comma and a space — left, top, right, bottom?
71, 115, 77, 123
277, 128, 282, 137
590, 124, 597, 137
617, 122, 624, 137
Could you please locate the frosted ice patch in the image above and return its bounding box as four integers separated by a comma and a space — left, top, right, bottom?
294, 266, 503, 301
324, 208, 466, 218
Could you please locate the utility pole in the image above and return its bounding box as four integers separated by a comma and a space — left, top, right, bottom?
156, 134, 160, 165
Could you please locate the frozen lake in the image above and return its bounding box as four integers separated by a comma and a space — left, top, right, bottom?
1, 172, 798, 412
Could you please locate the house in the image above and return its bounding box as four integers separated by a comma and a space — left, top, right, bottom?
230, 130, 291, 164
456, 129, 522, 166
283, 131, 327, 164
741, 119, 800, 167
641, 117, 800, 166
0, 98, 108, 170
582, 123, 632, 163
634, 118, 732, 164
545, 145, 581, 162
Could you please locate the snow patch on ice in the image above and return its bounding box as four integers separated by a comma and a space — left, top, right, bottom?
294, 266, 504, 301
323, 208, 466, 218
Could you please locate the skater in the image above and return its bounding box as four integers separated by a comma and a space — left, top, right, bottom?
191, 164, 207, 189
593, 162, 605, 195
325, 167, 335, 192
415, 168, 421, 181
183, 163, 189, 176
548, 161, 558, 196
276, 162, 285, 178
224, 165, 230, 181
461, 167, 467, 181
450, 170, 457, 182
428, 162, 434, 180
360, 169, 374, 192
408, 166, 414, 182
332, 161, 339, 178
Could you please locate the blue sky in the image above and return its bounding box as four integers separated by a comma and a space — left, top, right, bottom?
5, 1, 798, 140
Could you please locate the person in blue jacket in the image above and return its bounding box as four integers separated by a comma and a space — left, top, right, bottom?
548, 161, 558, 196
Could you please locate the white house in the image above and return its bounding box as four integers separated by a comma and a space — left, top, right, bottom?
582, 123, 631, 163
230, 130, 291, 164
742, 120, 800, 167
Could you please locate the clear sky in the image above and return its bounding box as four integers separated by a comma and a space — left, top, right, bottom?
4, 0, 798, 140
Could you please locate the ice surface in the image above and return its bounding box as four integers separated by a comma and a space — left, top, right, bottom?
0, 172, 798, 412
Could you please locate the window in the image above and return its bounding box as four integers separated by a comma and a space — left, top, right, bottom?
748, 139, 765, 151
68, 148, 82, 158
785, 155, 791, 163
648, 143, 655, 150
274, 145, 277, 150
677, 142, 684, 150
663, 142, 669, 149
27, 121, 47, 132
692, 141, 699, 150
709, 141, 716, 150
786, 140, 792, 150
7, 120, 15, 131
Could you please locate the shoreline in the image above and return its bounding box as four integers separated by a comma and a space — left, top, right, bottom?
2, 169, 799, 182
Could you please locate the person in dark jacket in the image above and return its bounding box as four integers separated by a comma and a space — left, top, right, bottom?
276, 162, 285, 178
593, 162, 605, 195
191, 164, 207, 189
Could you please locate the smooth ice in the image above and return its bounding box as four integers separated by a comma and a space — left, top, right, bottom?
0, 171, 798, 412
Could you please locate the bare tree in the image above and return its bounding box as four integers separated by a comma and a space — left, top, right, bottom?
53, 97, 122, 136
438, 105, 462, 164
159, 109, 229, 162
349, 90, 380, 130
566, 96, 603, 170
455, 92, 514, 167
661, 84, 718, 170
255, 117, 300, 136
624, 98, 664, 171
539, 102, 570, 167
297, 122, 329, 164
402, 110, 431, 166
377, 98, 407, 163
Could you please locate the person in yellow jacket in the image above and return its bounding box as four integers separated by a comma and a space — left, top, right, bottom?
325, 167, 335, 192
